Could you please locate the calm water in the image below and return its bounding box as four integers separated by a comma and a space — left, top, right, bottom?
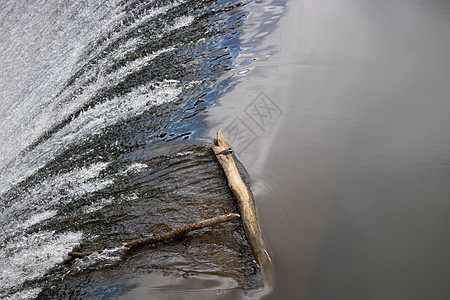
204, 0, 450, 299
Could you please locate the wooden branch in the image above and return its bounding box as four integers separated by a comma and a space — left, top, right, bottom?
69, 250, 101, 258
212, 129, 269, 267
58, 213, 240, 265
123, 213, 240, 249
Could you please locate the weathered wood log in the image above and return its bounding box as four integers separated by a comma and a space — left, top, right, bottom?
123, 213, 240, 249
212, 129, 269, 267
58, 213, 240, 265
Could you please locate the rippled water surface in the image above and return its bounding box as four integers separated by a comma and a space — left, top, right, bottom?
0, 0, 280, 298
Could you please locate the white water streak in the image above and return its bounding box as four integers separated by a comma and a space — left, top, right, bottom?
0, 231, 83, 295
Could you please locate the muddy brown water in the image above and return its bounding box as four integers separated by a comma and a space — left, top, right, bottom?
204, 0, 450, 299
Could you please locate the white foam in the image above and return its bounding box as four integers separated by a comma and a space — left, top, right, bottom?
0, 0, 197, 297
72, 246, 127, 271
82, 197, 114, 214
0, 78, 180, 195
7, 287, 43, 300
176, 151, 194, 157
56, 79, 181, 145
168, 15, 196, 32
72, 162, 110, 182
0, 0, 188, 196
19, 210, 58, 230
77, 0, 187, 72
1, 162, 112, 244
0, 231, 83, 295
0, 0, 125, 174
123, 163, 148, 174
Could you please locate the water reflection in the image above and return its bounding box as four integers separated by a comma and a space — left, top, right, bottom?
204, 0, 450, 298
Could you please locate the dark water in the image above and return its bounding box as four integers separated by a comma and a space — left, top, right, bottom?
0, 0, 283, 298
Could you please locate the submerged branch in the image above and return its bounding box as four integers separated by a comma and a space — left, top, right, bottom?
122, 212, 240, 249
58, 213, 240, 265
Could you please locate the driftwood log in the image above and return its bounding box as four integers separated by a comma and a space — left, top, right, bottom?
59, 130, 269, 270
212, 129, 269, 267
58, 213, 240, 265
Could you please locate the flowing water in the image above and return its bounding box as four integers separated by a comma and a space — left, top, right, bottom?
3, 0, 450, 299
0, 0, 284, 298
